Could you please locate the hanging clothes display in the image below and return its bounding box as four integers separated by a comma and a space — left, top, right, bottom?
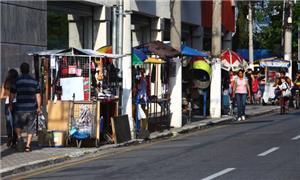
151, 64, 156, 83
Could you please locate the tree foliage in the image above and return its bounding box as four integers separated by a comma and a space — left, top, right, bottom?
232, 1, 249, 50
254, 1, 300, 56
233, 1, 299, 57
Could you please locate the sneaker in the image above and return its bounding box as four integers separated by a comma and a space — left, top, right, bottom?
16, 138, 25, 152
237, 117, 242, 121
242, 116, 246, 121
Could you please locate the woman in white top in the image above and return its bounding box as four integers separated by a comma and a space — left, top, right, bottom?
0, 69, 19, 147
232, 69, 250, 121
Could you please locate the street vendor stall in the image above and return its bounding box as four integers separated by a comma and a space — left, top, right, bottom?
133, 41, 180, 134
28, 47, 124, 147
180, 45, 210, 121
260, 59, 290, 105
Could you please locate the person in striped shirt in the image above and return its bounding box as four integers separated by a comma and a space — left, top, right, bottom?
9, 62, 41, 152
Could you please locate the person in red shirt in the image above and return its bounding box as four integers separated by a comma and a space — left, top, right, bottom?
251, 72, 259, 104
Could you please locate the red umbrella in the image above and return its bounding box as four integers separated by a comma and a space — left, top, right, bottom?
220, 49, 248, 71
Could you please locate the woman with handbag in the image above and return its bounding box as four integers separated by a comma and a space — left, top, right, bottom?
0, 69, 19, 147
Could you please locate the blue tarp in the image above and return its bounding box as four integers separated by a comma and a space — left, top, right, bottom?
237, 49, 272, 61
181, 45, 209, 57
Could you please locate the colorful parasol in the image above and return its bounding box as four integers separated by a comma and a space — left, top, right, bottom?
220, 49, 248, 71
97, 45, 112, 54
132, 48, 147, 65
144, 57, 166, 64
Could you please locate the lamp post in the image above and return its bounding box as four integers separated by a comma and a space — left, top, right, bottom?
284, 0, 293, 79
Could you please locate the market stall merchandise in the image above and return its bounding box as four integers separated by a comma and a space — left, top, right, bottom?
259, 59, 290, 105
28, 47, 124, 147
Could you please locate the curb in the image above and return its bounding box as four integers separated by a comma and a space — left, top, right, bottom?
247, 107, 280, 117
1, 140, 139, 178
1, 107, 278, 178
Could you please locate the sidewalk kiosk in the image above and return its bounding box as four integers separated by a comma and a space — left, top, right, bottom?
28, 47, 124, 147
260, 59, 290, 104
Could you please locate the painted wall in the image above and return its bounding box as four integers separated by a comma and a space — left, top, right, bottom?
132, 0, 202, 26
0, 1, 47, 135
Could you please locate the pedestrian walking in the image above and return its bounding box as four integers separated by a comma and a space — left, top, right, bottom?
0, 69, 19, 147
9, 62, 41, 152
292, 71, 300, 96
246, 68, 253, 104
251, 72, 259, 104
232, 69, 250, 121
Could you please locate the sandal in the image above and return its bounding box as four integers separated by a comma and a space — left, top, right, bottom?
24, 146, 31, 152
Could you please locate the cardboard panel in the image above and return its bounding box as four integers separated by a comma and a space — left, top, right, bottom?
47, 101, 71, 132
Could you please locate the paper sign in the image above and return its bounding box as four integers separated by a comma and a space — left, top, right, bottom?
60, 77, 84, 101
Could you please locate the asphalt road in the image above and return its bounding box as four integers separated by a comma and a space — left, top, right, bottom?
14, 110, 300, 180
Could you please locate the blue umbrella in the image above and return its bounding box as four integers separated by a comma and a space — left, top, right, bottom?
133, 48, 147, 61
181, 44, 209, 57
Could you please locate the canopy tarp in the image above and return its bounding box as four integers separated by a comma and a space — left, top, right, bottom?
237, 49, 273, 61
181, 45, 209, 57
260, 59, 290, 68
28, 47, 125, 59
135, 41, 180, 59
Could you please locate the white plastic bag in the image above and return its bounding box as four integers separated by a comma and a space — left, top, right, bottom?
137, 104, 146, 120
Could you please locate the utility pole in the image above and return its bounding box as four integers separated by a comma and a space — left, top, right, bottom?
170, 0, 182, 128
117, 0, 123, 56
298, 24, 300, 71
210, 0, 222, 118
248, 1, 254, 69
121, 0, 134, 138
284, 0, 293, 79
112, 5, 117, 55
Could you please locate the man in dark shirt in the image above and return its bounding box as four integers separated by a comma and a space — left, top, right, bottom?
10, 62, 41, 152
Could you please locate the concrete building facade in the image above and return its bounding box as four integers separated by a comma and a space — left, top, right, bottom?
1, 1, 47, 134
1, 0, 233, 134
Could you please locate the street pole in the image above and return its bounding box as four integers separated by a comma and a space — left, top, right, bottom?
170, 0, 182, 128
117, 0, 123, 56
121, 0, 134, 138
112, 5, 117, 55
210, 0, 222, 118
284, 0, 293, 79
248, 1, 254, 69
298, 24, 300, 66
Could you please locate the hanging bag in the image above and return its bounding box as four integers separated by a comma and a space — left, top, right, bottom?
61, 57, 69, 76
76, 60, 83, 76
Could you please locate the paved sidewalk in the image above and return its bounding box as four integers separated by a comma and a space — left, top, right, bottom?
0, 105, 279, 177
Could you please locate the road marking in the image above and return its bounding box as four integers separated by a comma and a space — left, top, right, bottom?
291, 135, 300, 140
257, 147, 279, 157
201, 168, 236, 180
